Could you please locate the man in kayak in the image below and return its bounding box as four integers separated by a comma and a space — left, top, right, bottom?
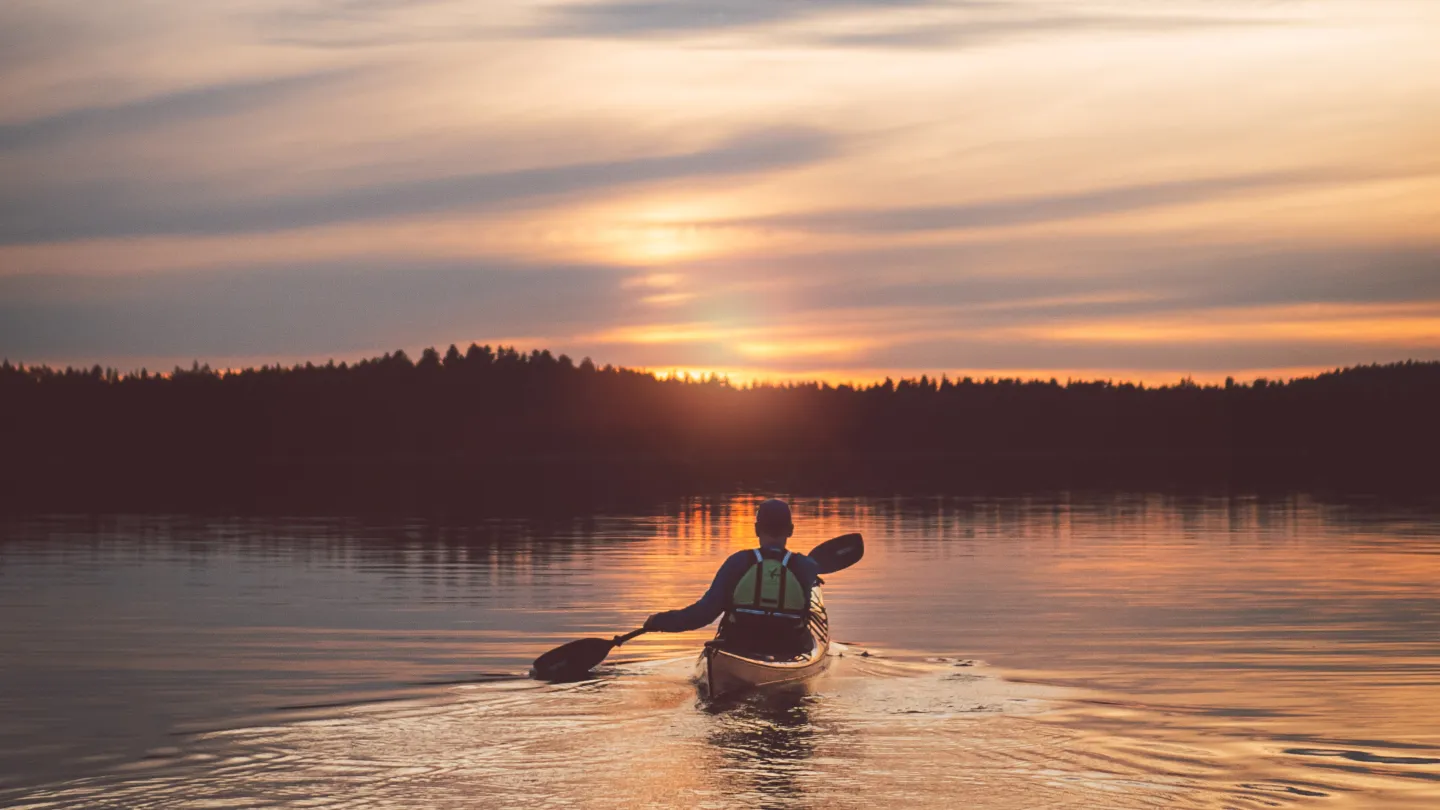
643, 499, 821, 657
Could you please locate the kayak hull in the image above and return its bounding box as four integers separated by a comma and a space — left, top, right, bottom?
698, 587, 830, 699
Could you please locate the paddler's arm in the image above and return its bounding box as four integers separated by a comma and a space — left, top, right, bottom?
642, 551, 751, 633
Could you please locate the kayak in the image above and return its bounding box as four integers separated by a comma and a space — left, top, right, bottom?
697, 586, 831, 699
529, 534, 862, 686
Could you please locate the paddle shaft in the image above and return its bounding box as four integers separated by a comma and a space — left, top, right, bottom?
614, 628, 645, 645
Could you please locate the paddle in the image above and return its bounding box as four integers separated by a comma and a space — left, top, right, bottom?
532, 627, 646, 682
530, 532, 865, 681
808, 532, 864, 575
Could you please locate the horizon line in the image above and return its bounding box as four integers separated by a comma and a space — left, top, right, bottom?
4, 345, 1434, 391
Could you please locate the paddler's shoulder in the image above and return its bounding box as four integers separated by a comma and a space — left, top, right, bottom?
787, 552, 821, 574
722, 549, 761, 566
715, 549, 758, 574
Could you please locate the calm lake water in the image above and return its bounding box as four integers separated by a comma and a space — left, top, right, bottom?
3, 494, 1440, 809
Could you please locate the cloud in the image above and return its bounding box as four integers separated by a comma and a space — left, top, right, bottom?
825, 332, 1440, 375
273, 0, 1249, 51
0, 258, 635, 360
540, 0, 947, 37
5, 241, 1437, 373
815, 10, 1292, 49
558, 308, 1440, 377
691, 168, 1416, 236
537, 0, 1289, 45
0, 70, 359, 152
0, 128, 835, 244
254, 0, 498, 49
567, 239, 1440, 372
567, 295, 1440, 375
677, 240, 1440, 319
571, 241, 1440, 372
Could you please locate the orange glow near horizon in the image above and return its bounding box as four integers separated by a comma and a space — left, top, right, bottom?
642, 364, 1360, 389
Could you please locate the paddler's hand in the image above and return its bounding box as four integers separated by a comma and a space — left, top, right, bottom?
642, 613, 664, 632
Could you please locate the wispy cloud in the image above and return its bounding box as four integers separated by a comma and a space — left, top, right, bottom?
255, 0, 501, 49
537, 0, 1290, 46
674, 240, 1440, 318
0, 258, 634, 359
0, 128, 835, 244
813, 10, 1293, 49
5, 241, 1437, 374
540, 0, 947, 37
674, 168, 1423, 236
0, 70, 359, 152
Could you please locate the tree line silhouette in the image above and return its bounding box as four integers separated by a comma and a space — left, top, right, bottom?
3, 346, 1436, 514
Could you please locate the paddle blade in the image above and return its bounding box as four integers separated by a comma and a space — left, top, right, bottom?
809, 532, 864, 574
531, 637, 616, 681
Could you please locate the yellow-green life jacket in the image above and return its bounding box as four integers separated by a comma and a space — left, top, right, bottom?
729, 549, 808, 619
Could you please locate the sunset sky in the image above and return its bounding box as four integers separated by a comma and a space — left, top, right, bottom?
1, 0, 1437, 383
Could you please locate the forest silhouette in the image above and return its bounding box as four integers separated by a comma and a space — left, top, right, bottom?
3, 346, 1436, 514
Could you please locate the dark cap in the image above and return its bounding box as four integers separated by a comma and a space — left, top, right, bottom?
755, 498, 793, 532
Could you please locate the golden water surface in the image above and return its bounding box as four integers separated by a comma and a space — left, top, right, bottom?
2, 494, 1438, 808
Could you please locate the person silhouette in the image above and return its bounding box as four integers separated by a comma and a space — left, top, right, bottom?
644, 499, 821, 657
